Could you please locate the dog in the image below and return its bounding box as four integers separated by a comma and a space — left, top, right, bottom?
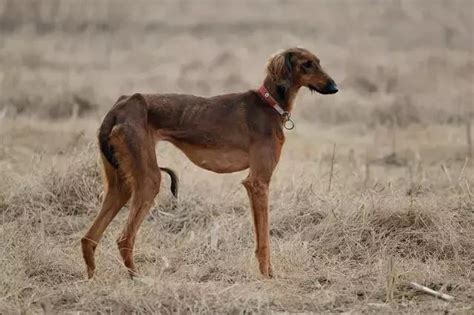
81, 47, 338, 279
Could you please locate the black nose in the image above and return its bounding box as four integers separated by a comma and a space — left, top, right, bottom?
323, 80, 338, 94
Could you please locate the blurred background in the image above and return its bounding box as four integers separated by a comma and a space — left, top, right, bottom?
0, 0, 472, 124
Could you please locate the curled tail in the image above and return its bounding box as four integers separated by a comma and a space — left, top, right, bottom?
159, 167, 179, 198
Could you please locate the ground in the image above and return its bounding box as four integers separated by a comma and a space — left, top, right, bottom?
0, 0, 473, 313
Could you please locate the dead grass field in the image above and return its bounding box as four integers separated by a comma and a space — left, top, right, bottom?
0, 0, 473, 313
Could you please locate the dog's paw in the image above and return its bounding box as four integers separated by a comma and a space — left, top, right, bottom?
268, 266, 274, 279
258, 262, 274, 279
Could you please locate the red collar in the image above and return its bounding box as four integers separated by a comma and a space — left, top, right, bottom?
256, 85, 294, 130
256, 85, 287, 116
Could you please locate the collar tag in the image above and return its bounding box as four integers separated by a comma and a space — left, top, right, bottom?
256, 85, 295, 130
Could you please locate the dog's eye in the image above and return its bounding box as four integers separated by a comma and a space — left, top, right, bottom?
301, 60, 313, 70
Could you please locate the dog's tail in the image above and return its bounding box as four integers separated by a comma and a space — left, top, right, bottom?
159, 167, 179, 198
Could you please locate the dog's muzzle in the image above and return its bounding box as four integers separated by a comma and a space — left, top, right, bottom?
321, 80, 338, 94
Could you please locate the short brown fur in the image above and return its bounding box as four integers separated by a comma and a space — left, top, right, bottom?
81, 47, 337, 278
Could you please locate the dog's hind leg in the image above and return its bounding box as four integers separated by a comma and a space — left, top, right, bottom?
81, 157, 131, 279
112, 125, 161, 277
117, 176, 160, 277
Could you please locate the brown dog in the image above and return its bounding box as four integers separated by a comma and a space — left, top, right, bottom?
81, 47, 338, 279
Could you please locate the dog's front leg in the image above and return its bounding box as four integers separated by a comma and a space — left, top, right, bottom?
243, 135, 282, 278
243, 175, 273, 278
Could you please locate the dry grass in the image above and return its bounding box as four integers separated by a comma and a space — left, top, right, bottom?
0, 0, 473, 313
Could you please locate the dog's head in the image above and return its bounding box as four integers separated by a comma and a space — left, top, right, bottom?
266, 47, 338, 95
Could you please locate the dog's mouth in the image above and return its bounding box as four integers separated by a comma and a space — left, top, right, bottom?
307, 82, 338, 95
308, 84, 319, 95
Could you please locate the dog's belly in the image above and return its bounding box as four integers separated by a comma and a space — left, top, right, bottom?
173, 142, 249, 173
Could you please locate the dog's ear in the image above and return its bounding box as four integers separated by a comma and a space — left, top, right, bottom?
266, 51, 293, 86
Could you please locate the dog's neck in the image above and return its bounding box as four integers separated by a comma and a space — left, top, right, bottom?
262, 76, 301, 113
